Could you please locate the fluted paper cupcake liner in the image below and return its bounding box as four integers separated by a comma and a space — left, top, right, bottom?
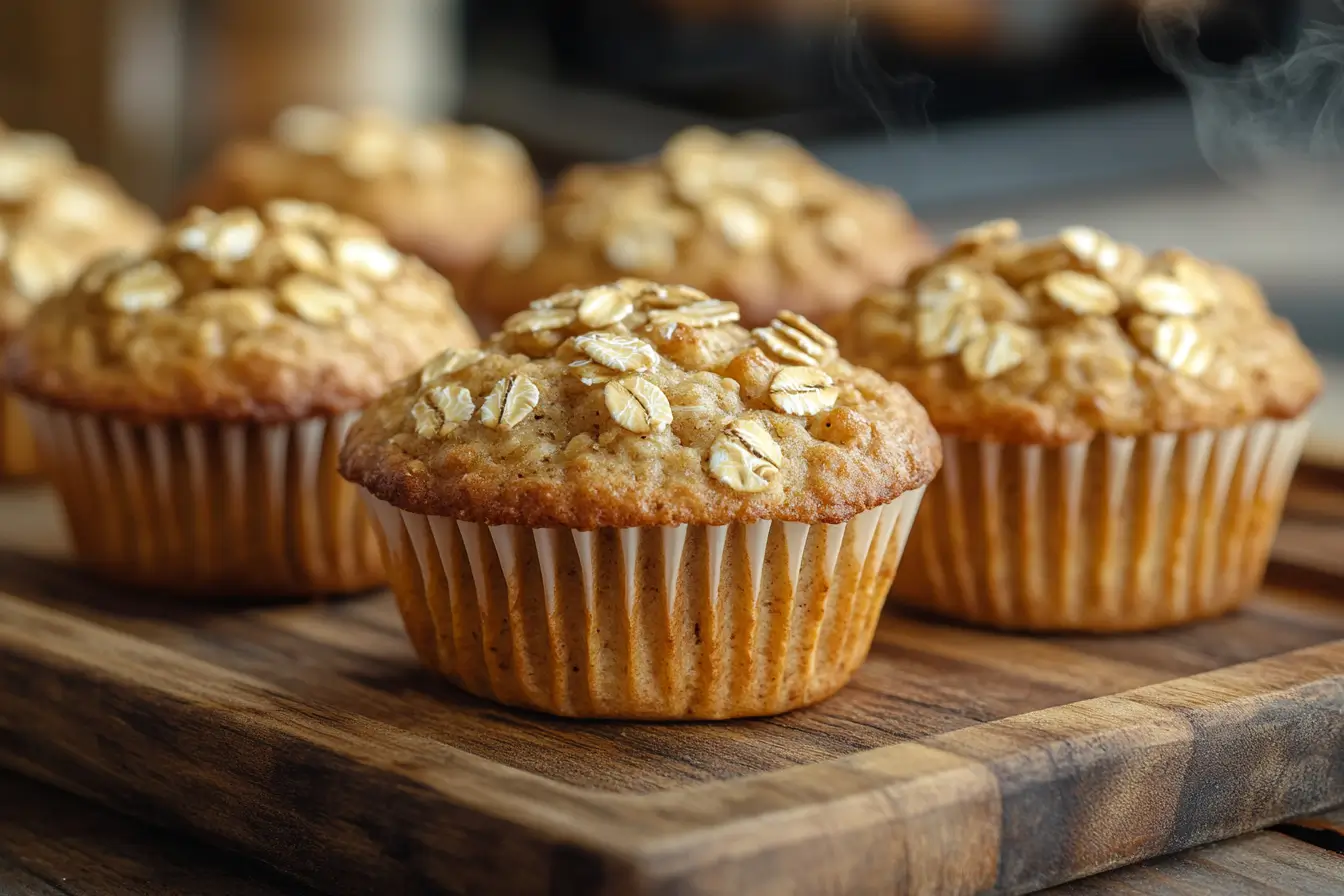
23, 404, 382, 596
362, 487, 926, 719
893, 419, 1310, 632
1, 392, 37, 478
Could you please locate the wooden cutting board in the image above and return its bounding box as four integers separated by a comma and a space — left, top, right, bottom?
0, 478, 1342, 896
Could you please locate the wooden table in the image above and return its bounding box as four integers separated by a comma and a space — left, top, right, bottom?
1, 767, 1339, 895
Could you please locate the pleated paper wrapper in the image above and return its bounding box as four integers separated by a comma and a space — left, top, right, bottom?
23, 404, 383, 596
363, 486, 927, 719
1, 393, 37, 478
894, 419, 1310, 632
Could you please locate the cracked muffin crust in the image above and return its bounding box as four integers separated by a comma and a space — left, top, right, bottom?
833, 219, 1322, 445
8, 200, 478, 423
177, 107, 540, 291
471, 127, 932, 328
341, 278, 941, 530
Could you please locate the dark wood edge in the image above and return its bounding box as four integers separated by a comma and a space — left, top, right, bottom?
1294, 462, 1344, 486
1275, 804, 1344, 856
1276, 820, 1344, 856
616, 640, 1344, 895
2, 592, 1343, 895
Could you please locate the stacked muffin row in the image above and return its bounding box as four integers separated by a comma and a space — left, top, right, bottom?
0, 111, 1321, 721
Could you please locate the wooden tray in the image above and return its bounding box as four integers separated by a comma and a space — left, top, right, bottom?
1, 479, 1343, 896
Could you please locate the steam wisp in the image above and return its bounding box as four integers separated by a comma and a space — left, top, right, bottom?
1142, 0, 1344, 187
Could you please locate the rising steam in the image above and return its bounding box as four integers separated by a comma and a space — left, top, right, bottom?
1141, 0, 1344, 185
833, 1, 934, 138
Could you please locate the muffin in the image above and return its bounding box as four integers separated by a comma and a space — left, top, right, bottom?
178, 106, 540, 293
6, 200, 478, 596
833, 219, 1321, 632
471, 126, 931, 329
0, 126, 159, 476
340, 279, 941, 719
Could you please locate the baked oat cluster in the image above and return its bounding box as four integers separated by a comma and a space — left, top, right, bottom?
177, 107, 540, 285
0, 128, 158, 337
7, 200, 477, 421
269, 106, 530, 183
341, 279, 941, 528
475, 127, 930, 324
833, 219, 1322, 442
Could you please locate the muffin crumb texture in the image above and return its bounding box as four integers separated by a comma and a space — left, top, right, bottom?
473, 126, 931, 324
834, 219, 1322, 443
342, 279, 942, 529
6, 201, 477, 422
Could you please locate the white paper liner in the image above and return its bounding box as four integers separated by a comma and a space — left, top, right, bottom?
22, 404, 382, 596
1, 392, 37, 478
894, 419, 1311, 631
362, 487, 926, 719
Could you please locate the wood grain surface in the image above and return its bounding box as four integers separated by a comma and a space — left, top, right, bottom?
0, 770, 314, 896
1, 476, 1342, 896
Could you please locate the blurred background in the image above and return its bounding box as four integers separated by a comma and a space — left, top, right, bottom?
0, 0, 1341, 357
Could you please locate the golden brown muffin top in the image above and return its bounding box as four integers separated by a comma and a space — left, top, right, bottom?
0, 128, 159, 340
341, 278, 941, 529
177, 107, 540, 282
832, 219, 1322, 444
7, 200, 478, 423
472, 126, 931, 327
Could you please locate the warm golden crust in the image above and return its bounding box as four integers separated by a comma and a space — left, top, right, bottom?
6, 201, 478, 423
0, 128, 159, 340
177, 107, 541, 287
341, 279, 941, 529
832, 220, 1322, 444
471, 127, 932, 327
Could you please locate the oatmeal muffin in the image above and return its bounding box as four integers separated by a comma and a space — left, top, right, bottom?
833, 219, 1321, 632
341, 279, 941, 718
0, 126, 159, 476
471, 126, 931, 328
6, 200, 478, 596
178, 106, 540, 293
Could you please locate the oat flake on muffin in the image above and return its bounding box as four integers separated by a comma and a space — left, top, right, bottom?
341, 278, 941, 718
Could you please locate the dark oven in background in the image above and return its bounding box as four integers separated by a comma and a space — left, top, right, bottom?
461, 0, 1302, 171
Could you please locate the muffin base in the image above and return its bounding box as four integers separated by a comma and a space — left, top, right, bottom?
362, 488, 926, 719
23, 404, 382, 597
1, 393, 38, 478
894, 420, 1310, 632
